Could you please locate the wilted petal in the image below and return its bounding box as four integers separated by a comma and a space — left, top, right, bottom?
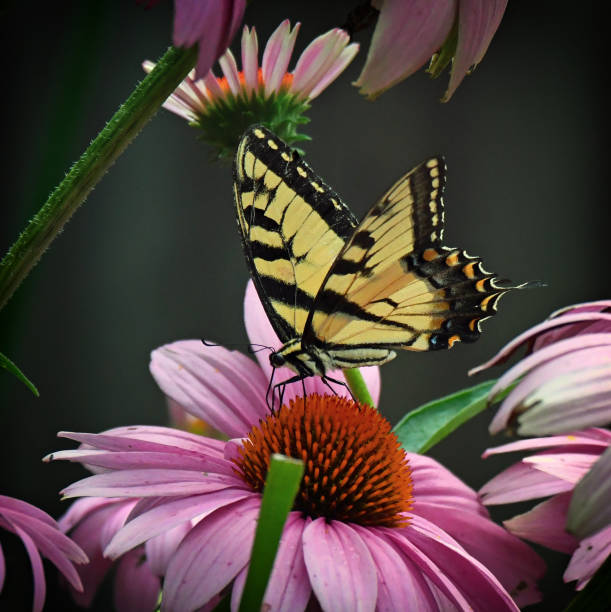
563, 524, 611, 589
444, 0, 508, 101
568, 445, 611, 538
303, 519, 378, 612
503, 493, 578, 554
354, 0, 456, 98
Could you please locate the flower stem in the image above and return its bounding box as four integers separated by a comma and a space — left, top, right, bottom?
343, 368, 375, 407
0, 45, 197, 312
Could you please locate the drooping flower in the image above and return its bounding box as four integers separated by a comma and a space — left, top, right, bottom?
0, 494, 87, 612
172, 0, 245, 78
480, 429, 611, 590
354, 0, 508, 101
144, 20, 359, 157
470, 300, 611, 436
46, 282, 544, 611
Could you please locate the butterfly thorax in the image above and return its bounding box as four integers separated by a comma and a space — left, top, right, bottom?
269, 338, 333, 377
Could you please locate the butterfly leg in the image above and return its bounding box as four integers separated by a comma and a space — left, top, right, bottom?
321, 375, 357, 403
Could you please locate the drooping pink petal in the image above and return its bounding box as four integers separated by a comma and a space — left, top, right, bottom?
303, 519, 378, 612
443, 0, 508, 101
11, 521, 46, 612
150, 340, 269, 438
504, 493, 579, 554
231, 513, 311, 612
241, 25, 259, 95
262, 20, 300, 97
113, 548, 160, 612
563, 524, 611, 589
567, 446, 611, 538
354, 0, 457, 99
162, 497, 260, 611
0, 544, 5, 593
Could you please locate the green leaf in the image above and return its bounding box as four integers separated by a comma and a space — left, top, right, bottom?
0, 350, 39, 396
238, 454, 304, 612
564, 555, 611, 612
393, 380, 496, 454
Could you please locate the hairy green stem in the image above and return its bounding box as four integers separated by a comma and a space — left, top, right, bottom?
0, 45, 197, 312
343, 367, 375, 407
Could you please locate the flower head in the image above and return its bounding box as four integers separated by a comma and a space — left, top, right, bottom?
145, 20, 359, 157
47, 282, 544, 610
0, 494, 87, 612
470, 300, 611, 435
480, 429, 611, 590
354, 0, 507, 101
172, 0, 245, 78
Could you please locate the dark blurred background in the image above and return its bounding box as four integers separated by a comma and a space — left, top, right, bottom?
0, 1, 608, 609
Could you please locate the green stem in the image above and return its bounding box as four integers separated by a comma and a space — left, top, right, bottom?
343, 367, 375, 407
0, 45, 197, 312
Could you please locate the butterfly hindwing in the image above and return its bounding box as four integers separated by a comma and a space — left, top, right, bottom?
303, 158, 517, 361
234, 126, 358, 343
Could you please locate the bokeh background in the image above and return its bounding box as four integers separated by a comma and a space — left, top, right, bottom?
1, 1, 608, 609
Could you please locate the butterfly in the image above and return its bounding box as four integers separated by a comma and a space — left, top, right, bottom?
234, 125, 528, 389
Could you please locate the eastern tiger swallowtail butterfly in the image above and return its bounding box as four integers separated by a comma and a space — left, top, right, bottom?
234, 125, 528, 385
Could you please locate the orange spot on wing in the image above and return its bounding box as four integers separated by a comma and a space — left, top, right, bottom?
445, 252, 459, 266
468, 318, 478, 331
423, 249, 438, 262
480, 294, 498, 311
448, 335, 461, 348
475, 279, 487, 292
462, 262, 477, 279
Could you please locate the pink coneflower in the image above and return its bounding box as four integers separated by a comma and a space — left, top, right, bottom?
480, 429, 611, 590
46, 282, 544, 611
0, 494, 87, 612
470, 300, 611, 435
144, 20, 359, 157
354, 0, 508, 101
172, 0, 245, 78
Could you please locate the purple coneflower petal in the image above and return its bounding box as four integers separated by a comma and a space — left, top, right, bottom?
503, 493, 578, 554
145, 522, 192, 577
354, 0, 456, 99
150, 340, 269, 438
307, 42, 360, 100
219, 49, 241, 96
564, 524, 611, 589
13, 522, 46, 612
444, 0, 508, 101
262, 20, 300, 97
0, 544, 5, 592
303, 518, 378, 611
524, 452, 598, 484
113, 548, 160, 612
241, 25, 259, 95
162, 497, 260, 611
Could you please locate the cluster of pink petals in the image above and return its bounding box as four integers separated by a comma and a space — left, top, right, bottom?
0, 494, 87, 612
355, 0, 508, 101
146, 20, 359, 123
173, 0, 245, 78
47, 281, 544, 611
470, 300, 611, 436
480, 429, 611, 589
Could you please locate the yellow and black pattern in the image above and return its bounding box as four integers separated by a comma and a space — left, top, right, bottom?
234, 125, 524, 377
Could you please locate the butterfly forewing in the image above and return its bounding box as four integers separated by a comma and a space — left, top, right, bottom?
304, 158, 517, 357
234, 126, 358, 343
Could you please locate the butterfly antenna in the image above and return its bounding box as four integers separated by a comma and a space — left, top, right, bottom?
248, 343, 275, 355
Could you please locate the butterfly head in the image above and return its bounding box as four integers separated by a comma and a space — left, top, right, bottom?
269, 338, 329, 378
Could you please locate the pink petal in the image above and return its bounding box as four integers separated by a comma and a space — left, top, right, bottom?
231, 513, 311, 612
564, 524, 611, 588
470, 312, 611, 375
307, 42, 360, 100
354, 0, 456, 98
303, 519, 377, 611
262, 20, 300, 96
524, 453, 598, 484
479, 461, 574, 505
218, 48, 241, 96
203, 71, 225, 99
106, 489, 253, 558
0, 544, 5, 593
568, 446, 611, 538
150, 340, 269, 438
0, 495, 57, 527
504, 493, 579, 554
113, 548, 160, 612
12, 522, 46, 612
162, 497, 260, 611
145, 521, 192, 577
444, 0, 508, 101
241, 25, 259, 95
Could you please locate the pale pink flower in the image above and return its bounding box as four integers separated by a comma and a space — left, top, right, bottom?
173, 0, 245, 78
355, 0, 508, 101
46, 282, 544, 611
144, 20, 359, 156
480, 429, 611, 589
470, 300, 611, 435
0, 494, 87, 612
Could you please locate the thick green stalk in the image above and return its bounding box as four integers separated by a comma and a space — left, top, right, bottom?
0, 45, 197, 312
343, 367, 375, 407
